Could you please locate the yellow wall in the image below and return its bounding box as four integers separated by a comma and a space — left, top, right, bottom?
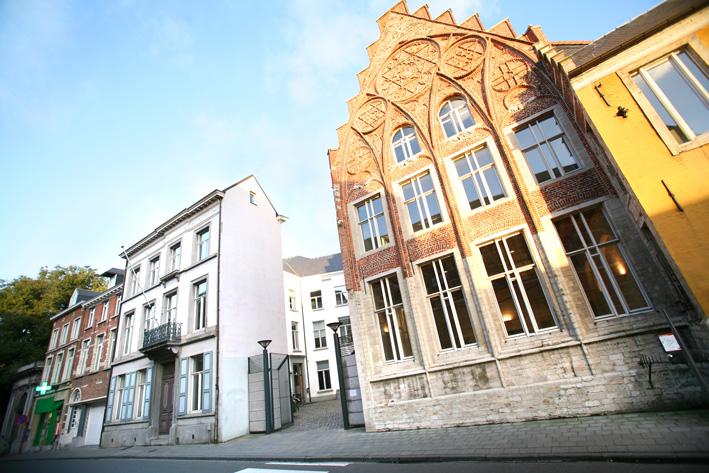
575, 31, 709, 316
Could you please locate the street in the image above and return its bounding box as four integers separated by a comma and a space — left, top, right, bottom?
1, 458, 705, 473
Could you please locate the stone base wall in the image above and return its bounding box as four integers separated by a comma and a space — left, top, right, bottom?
100, 421, 151, 447
363, 332, 707, 431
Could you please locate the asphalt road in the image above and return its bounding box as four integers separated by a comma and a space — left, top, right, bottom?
0, 459, 705, 473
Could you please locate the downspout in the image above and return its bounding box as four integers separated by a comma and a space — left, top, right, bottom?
215, 198, 223, 443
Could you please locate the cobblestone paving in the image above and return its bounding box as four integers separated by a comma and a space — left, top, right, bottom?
283, 399, 343, 432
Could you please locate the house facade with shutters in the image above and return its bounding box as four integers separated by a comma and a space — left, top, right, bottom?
327, 1, 709, 431
283, 254, 351, 403
101, 175, 287, 447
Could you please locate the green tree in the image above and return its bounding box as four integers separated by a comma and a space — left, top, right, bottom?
0, 266, 107, 422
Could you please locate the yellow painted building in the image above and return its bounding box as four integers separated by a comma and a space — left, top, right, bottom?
542, 0, 709, 318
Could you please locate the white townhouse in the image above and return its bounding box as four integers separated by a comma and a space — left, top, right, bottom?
283, 254, 350, 403
102, 175, 287, 446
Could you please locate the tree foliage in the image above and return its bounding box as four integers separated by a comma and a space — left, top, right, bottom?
0, 266, 107, 414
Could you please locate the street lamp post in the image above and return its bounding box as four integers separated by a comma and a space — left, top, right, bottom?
257, 339, 273, 434
327, 321, 350, 430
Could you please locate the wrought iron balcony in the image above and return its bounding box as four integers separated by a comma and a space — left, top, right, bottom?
140, 322, 181, 360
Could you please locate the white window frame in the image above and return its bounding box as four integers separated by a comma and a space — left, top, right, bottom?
335, 286, 348, 306
400, 170, 444, 233
169, 242, 182, 272
164, 292, 178, 323
92, 334, 105, 372
42, 356, 53, 382
451, 142, 508, 212
288, 290, 297, 311
391, 125, 422, 163
193, 279, 207, 331
51, 351, 64, 384
71, 317, 81, 340
114, 375, 125, 421
196, 226, 210, 262
60, 323, 69, 345
291, 322, 300, 351
62, 347, 75, 382
313, 320, 327, 349
50, 329, 59, 349
122, 312, 134, 355
354, 194, 391, 253
310, 291, 323, 311
77, 338, 91, 375
438, 96, 475, 138
106, 329, 117, 368
87, 307, 95, 328
190, 354, 204, 412
148, 256, 160, 286
370, 274, 413, 363
100, 301, 109, 322
130, 267, 141, 297
554, 207, 650, 320
479, 231, 558, 338
135, 369, 147, 418
316, 360, 331, 391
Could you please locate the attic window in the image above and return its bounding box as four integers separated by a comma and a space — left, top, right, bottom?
249, 191, 257, 205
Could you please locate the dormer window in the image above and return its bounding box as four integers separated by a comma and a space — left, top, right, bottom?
439, 97, 474, 138
392, 126, 421, 162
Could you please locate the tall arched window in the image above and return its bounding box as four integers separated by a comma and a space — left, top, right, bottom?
391, 126, 421, 162
439, 97, 475, 138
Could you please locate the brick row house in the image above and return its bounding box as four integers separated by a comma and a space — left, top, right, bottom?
29, 269, 123, 449
327, 1, 709, 431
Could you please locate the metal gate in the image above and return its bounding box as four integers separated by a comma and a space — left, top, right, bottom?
248, 352, 292, 433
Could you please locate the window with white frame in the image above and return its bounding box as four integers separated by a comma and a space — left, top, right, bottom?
135, 369, 147, 418
164, 292, 177, 323
77, 339, 90, 375
554, 207, 649, 319
355, 194, 390, 252
288, 290, 297, 311
43, 356, 53, 382
371, 274, 413, 362
87, 308, 95, 328
100, 301, 109, 322
143, 302, 155, 332
392, 126, 422, 162
114, 296, 121, 317
71, 317, 81, 340
114, 375, 125, 420
51, 351, 63, 384
60, 323, 69, 345
169, 242, 182, 272
401, 171, 443, 232
313, 320, 327, 349
310, 290, 323, 311
130, 267, 141, 296
50, 328, 59, 349
335, 286, 348, 306
193, 280, 207, 330
92, 334, 105, 371
122, 312, 134, 355
191, 354, 205, 411
453, 144, 506, 210
632, 48, 708, 144
439, 97, 475, 138
107, 329, 117, 366
149, 256, 160, 286
420, 255, 476, 350
62, 347, 74, 382
197, 227, 210, 261
291, 322, 300, 351
479, 233, 557, 337
512, 112, 579, 184
249, 191, 257, 205
316, 360, 331, 391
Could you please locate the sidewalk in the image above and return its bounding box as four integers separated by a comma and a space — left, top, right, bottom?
5, 409, 709, 463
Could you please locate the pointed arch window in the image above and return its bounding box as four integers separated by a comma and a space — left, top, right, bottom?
439, 97, 474, 138
392, 126, 421, 162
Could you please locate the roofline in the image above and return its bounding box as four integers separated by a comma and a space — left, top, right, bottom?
82, 283, 124, 308
120, 189, 225, 258
50, 301, 85, 321
567, 0, 706, 78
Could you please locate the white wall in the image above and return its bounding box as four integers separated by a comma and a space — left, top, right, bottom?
218, 177, 286, 441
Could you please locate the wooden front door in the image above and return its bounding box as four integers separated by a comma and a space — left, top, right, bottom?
159, 363, 175, 435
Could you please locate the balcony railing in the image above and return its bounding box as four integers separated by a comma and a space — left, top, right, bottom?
142, 322, 181, 349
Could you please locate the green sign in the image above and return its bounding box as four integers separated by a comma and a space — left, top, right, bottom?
35, 381, 53, 395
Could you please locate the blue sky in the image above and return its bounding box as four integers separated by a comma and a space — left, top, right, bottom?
0, 0, 657, 281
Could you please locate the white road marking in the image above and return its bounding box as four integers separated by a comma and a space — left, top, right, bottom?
267, 461, 351, 466
235, 468, 328, 473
